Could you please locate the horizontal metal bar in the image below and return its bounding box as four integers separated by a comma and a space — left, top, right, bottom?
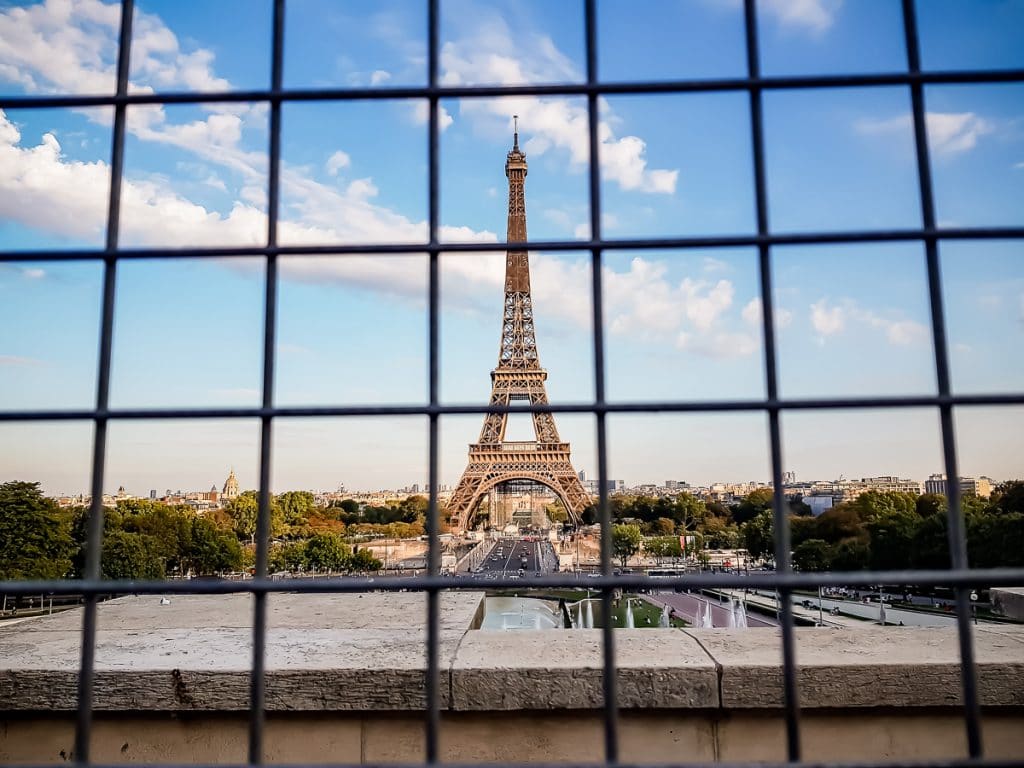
1, 392, 1023, 423
5, 762, 1024, 768
2, 67, 1024, 110
3, 567, 1023, 597
2, 227, 1024, 264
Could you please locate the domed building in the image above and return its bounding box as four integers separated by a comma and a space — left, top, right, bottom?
222, 468, 240, 501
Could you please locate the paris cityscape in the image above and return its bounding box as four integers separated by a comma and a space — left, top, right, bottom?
0, 1, 1023, 762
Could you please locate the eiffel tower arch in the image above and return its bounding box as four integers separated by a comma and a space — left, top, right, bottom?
447, 122, 592, 533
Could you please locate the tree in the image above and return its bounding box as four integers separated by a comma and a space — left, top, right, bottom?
269, 541, 308, 573
733, 489, 773, 525
990, 481, 1024, 516
101, 531, 165, 580
645, 535, 682, 563
224, 491, 284, 543
741, 509, 774, 561
830, 538, 870, 571
305, 533, 350, 572
651, 517, 676, 536
611, 524, 642, 567
866, 508, 920, 571
0, 481, 74, 580
186, 517, 242, 575
276, 491, 316, 527
348, 547, 383, 572
792, 539, 832, 572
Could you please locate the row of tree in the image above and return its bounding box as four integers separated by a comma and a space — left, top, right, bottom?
0, 481, 394, 581
604, 483, 1023, 571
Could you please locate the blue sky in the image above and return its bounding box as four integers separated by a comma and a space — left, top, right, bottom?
0, 0, 1022, 496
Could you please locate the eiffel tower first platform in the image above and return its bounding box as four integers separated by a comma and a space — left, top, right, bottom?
447, 122, 592, 532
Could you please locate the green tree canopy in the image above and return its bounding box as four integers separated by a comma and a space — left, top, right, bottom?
224, 491, 284, 542
277, 491, 316, 526
792, 539, 833, 572
101, 530, 165, 580
611, 524, 642, 567
0, 481, 74, 580
741, 509, 774, 561
733, 488, 774, 525
305, 533, 350, 572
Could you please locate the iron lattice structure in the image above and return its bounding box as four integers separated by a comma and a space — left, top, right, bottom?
447, 128, 592, 531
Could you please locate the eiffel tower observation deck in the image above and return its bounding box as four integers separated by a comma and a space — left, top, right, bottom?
447, 120, 592, 532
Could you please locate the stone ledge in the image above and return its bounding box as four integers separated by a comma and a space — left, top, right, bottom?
1, 593, 1022, 713
451, 629, 718, 710
690, 626, 1024, 709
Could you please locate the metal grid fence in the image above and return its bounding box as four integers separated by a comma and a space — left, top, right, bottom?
1, 0, 1023, 766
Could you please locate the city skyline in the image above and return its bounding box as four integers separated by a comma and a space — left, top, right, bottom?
1, 0, 1022, 496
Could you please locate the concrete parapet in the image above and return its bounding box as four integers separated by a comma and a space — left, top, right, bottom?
1, 592, 1024, 763
991, 587, 1024, 621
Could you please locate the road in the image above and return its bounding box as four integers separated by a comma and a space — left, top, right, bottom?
644, 591, 777, 628
465, 538, 558, 582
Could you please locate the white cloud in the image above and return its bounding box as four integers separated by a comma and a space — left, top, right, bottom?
809, 296, 928, 347
742, 297, 792, 329
712, 0, 842, 35
325, 150, 351, 176
22, 267, 47, 279
345, 177, 379, 200
410, 101, 454, 131
203, 174, 227, 192
856, 111, 994, 157
702, 256, 731, 274
810, 298, 845, 337
883, 319, 928, 346
369, 69, 391, 86
439, 15, 678, 195
0, 104, 763, 359
0, 354, 46, 367
760, 0, 842, 34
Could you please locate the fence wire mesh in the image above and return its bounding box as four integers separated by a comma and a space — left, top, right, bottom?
1, 0, 1023, 766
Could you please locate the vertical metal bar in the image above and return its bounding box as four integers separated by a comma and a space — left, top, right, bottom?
583, 1, 618, 764
901, 0, 982, 756
74, 1, 133, 763
425, 0, 442, 763
249, 0, 285, 763
743, 0, 801, 760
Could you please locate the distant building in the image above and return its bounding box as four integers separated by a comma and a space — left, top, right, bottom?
925, 474, 993, 499
149, 489, 157, 500
222, 468, 240, 501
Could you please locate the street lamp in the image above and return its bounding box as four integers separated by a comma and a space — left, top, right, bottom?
970, 590, 978, 625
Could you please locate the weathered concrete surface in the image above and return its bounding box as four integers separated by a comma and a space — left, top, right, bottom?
0, 593, 484, 711
1, 594, 1023, 715
451, 629, 717, 710
689, 626, 1024, 708
3, 711, 1024, 765
991, 587, 1024, 621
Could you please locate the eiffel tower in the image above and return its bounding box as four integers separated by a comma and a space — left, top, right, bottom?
447, 121, 592, 532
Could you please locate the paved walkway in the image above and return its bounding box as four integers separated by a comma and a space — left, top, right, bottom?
713, 588, 867, 628
640, 591, 776, 628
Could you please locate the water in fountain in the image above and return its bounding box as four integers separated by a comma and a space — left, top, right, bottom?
576, 602, 583, 629
701, 601, 714, 628
625, 599, 635, 629
585, 599, 594, 628
727, 599, 737, 628
736, 601, 748, 629
660, 604, 670, 628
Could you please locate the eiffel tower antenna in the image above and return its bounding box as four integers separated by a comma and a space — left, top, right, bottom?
446, 129, 592, 532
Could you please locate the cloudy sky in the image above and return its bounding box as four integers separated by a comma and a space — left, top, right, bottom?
0, 0, 1022, 496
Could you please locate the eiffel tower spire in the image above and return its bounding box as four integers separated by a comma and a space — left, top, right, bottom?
446, 123, 592, 532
